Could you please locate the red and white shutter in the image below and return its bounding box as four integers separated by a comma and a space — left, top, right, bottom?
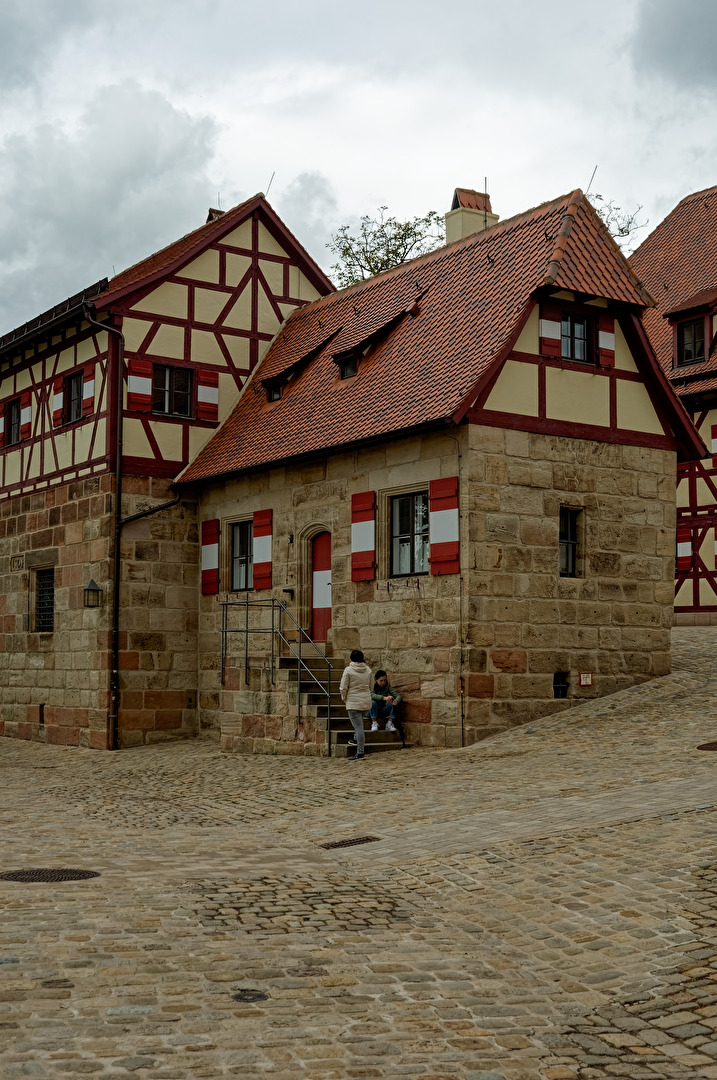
201, 519, 220, 595
252, 509, 272, 590
351, 491, 375, 581
127, 358, 153, 413
598, 314, 615, 368
429, 476, 460, 576
19, 390, 31, 440
0, 408, 4, 448
711, 424, 717, 467
52, 376, 64, 427
82, 363, 95, 416
539, 301, 562, 358
197, 369, 219, 422
676, 525, 692, 574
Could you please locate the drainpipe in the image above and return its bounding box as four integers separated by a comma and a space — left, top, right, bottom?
444, 428, 465, 746
83, 304, 181, 750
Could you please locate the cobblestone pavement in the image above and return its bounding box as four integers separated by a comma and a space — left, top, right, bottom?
2, 627, 717, 1079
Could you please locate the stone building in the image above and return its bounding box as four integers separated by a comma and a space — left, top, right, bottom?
629, 186, 717, 623
0, 195, 332, 748
177, 189, 704, 755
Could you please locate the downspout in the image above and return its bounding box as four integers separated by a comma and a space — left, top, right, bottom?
83, 304, 181, 750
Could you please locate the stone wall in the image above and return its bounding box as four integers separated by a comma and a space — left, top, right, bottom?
198, 422, 677, 755
0, 474, 200, 749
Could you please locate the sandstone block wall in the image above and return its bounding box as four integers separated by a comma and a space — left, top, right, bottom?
198, 424, 677, 755
0, 475, 200, 749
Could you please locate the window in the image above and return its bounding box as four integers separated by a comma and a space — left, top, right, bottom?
231, 521, 253, 590
677, 318, 706, 365
559, 507, 581, 578
267, 383, 282, 402
152, 365, 192, 417
561, 314, 591, 363
66, 371, 83, 423
5, 399, 20, 445
339, 355, 358, 379
553, 672, 569, 699
35, 567, 54, 632
390, 492, 429, 576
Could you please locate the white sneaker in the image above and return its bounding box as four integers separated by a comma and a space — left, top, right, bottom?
385, 720, 396, 732
370, 720, 379, 731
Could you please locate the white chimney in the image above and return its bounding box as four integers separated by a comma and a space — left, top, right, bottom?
445, 188, 499, 243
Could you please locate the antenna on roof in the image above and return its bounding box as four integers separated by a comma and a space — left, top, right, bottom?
266, 171, 275, 197
217, 191, 222, 210
585, 165, 598, 196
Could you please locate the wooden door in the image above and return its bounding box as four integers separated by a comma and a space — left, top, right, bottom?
311, 531, 332, 642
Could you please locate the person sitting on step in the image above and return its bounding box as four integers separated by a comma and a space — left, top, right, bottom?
370, 670, 406, 746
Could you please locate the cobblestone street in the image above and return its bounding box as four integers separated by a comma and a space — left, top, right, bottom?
2, 627, 717, 1079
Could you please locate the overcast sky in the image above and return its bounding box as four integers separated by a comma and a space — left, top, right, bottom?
0, 0, 715, 333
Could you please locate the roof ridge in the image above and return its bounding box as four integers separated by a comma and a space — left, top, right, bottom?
107, 192, 263, 288
287, 190, 579, 320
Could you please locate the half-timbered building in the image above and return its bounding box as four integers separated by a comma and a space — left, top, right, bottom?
177, 189, 704, 755
629, 186, 717, 623
0, 195, 332, 748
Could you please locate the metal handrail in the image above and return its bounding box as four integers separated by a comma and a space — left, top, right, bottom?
220, 598, 336, 754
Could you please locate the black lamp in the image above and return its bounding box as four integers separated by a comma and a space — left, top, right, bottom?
83, 579, 103, 608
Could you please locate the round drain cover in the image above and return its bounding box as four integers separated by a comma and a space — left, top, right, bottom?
697, 742, 717, 752
231, 989, 268, 1002
0, 869, 101, 883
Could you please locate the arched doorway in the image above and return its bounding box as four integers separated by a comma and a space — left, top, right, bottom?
311, 531, 332, 643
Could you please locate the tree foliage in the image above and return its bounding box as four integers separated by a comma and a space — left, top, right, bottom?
327, 207, 445, 288
590, 193, 648, 251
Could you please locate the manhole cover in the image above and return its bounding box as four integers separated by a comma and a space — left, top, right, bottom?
0, 869, 101, 883
697, 742, 717, 752
319, 835, 380, 850
231, 989, 268, 1002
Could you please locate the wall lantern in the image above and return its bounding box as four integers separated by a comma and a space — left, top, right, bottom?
83, 579, 103, 608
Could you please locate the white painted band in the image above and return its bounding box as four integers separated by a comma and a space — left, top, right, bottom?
20, 406, 31, 425
677, 542, 692, 558
429, 507, 459, 544
598, 331, 615, 351
253, 534, 272, 564
54, 392, 63, 410
539, 318, 561, 340
198, 385, 219, 404
128, 375, 152, 397
312, 568, 332, 609
351, 519, 375, 553
201, 543, 219, 570
83, 379, 95, 400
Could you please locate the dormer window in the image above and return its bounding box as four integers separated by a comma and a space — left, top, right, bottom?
267, 383, 282, 402
561, 314, 590, 363
677, 317, 706, 365
339, 355, 358, 379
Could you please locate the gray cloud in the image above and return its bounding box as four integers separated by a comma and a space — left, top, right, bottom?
273, 171, 340, 275
0, 0, 94, 91
630, 0, 717, 88
0, 81, 218, 333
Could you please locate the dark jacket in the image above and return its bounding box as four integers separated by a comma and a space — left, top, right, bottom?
371, 680, 402, 706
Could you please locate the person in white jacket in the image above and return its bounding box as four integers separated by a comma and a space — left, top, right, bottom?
339, 649, 372, 761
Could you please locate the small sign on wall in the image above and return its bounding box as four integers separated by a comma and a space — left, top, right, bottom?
10, 555, 24, 572
579, 671, 593, 687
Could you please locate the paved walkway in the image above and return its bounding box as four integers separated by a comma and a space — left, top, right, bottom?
2, 627, 717, 1078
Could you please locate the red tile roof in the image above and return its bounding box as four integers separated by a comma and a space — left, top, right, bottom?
98, 193, 334, 309
452, 188, 494, 213
629, 186, 717, 379
178, 191, 659, 485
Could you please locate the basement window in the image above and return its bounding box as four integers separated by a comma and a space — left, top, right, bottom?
553, 672, 569, 699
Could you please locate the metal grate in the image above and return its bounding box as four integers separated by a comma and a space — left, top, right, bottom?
35, 568, 55, 632
697, 742, 717, 752
319, 835, 381, 850
231, 989, 268, 1002
0, 868, 101, 883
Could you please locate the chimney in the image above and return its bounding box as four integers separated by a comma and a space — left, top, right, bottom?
445, 188, 499, 243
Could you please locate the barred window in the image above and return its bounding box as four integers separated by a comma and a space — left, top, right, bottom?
35, 567, 55, 632
559, 507, 581, 578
